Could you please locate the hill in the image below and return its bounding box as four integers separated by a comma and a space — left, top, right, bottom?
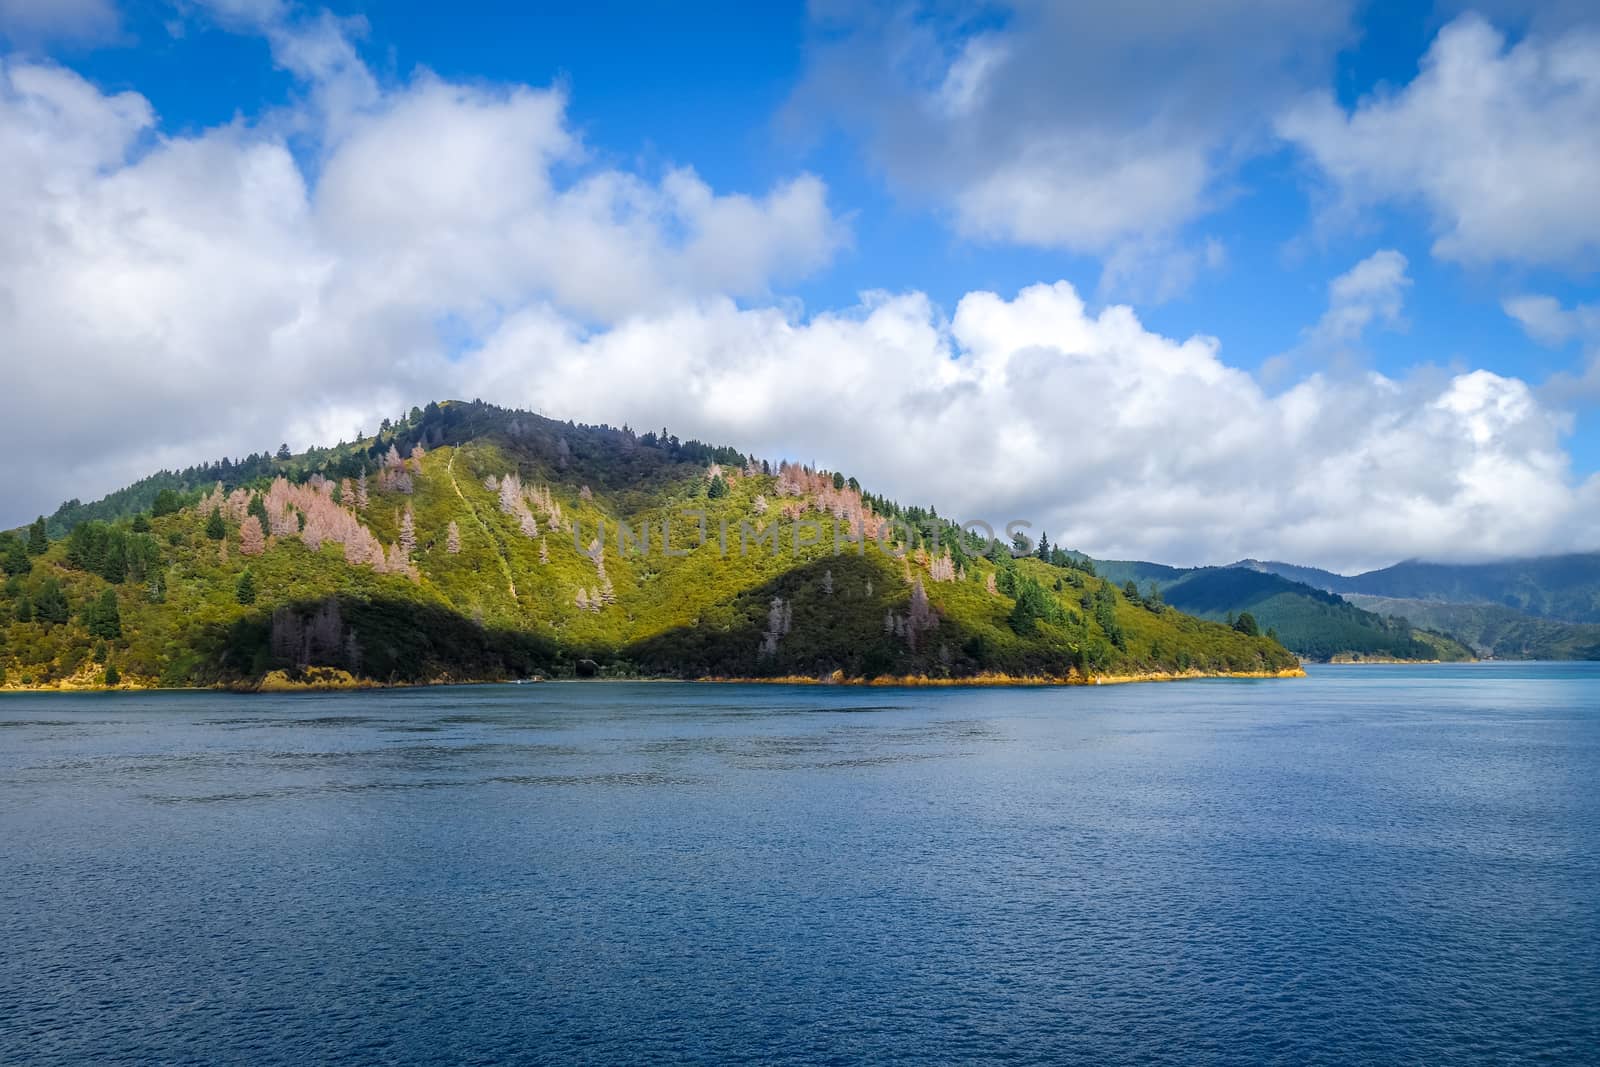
1344, 596, 1600, 661
1154, 568, 1473, 662
1241, 555, 1600, 624
0, 401, 1298, 689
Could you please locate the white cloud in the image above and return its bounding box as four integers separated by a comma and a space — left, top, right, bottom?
456, 282, 1596, 571
0, 15, 846, 525
1507, 294, 1600, 405
791, 0, 1355, 254
1279, 14, 1600, 269
1310, 249, 1410, 345
1505, 294, 1600, 348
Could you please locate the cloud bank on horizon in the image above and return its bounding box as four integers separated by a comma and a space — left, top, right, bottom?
1, 0, 1597, 573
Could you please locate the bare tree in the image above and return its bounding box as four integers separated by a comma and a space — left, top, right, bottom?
239, 515, 266, 556
399, 507, 416, 557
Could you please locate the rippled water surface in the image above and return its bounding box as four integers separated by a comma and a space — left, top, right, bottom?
3, 664, 1597, 1065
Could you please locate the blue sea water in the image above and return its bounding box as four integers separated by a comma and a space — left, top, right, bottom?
1, 664, 1597, 1065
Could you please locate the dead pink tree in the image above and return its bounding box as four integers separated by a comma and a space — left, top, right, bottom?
239, 515, 266, 556
399, 507, 416, 557
446, 521, 461, 554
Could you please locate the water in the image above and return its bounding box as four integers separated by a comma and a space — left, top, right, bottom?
2, 664, 1597, 1065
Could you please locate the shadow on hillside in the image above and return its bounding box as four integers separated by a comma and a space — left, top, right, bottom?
204, 594, 559, 685
620, 554, 1007, 680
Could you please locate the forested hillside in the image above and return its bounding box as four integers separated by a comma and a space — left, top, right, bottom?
0, 402, 1297, 689
1091, 560, 1473, 661
1344, 596, 1600, 661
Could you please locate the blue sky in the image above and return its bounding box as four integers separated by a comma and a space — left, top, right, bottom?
2, 0, 1597, 569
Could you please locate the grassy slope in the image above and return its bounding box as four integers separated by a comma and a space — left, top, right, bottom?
0, 403, 1298, 688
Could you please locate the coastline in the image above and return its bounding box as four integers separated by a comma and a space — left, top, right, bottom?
0, 665, 1307, 693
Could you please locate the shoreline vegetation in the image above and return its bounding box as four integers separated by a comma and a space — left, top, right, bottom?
0, 665, 1308, 693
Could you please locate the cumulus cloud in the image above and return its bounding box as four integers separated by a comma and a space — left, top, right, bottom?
0, 13, 846, 525
1, 7, 1597, 571
1279, 13, 1600, 269
456, 282, 1596, 572
791, 0, 1354, 254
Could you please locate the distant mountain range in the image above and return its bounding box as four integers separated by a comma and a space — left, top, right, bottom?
1089, 553, 1600, 661
1231, 556, 1600, 625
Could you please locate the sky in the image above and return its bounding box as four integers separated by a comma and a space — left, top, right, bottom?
1, 0, 1598, 572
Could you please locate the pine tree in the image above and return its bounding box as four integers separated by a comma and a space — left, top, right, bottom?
235, 569, 257, 605
707, 474, 729, 499
1036, 531, 1050, 561
103, 662, 120, 687
34, 578, 68, 626
1, 535, 30, 577
85, 588, 121, 639
205, 508, 226, 541
248, 492, 270, 528
27, 517, 47, 555
151, 489, 181, 517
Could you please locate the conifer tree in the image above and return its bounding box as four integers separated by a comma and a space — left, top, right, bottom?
27, 517, 47, 555
85, 588, 121, 639
34, 578, 68, 626
151, 489, 181, 517
1, 534, 30, 577
205, 508, 226, 541
235, 569, 257, 605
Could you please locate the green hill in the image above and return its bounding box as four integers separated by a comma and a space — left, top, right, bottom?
1344, 595, 1600, 661
1156, 568, 1474, 662
1084, 559, 1474, 662
0, 401, 1297, 689
1242, 555, 1600, 624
